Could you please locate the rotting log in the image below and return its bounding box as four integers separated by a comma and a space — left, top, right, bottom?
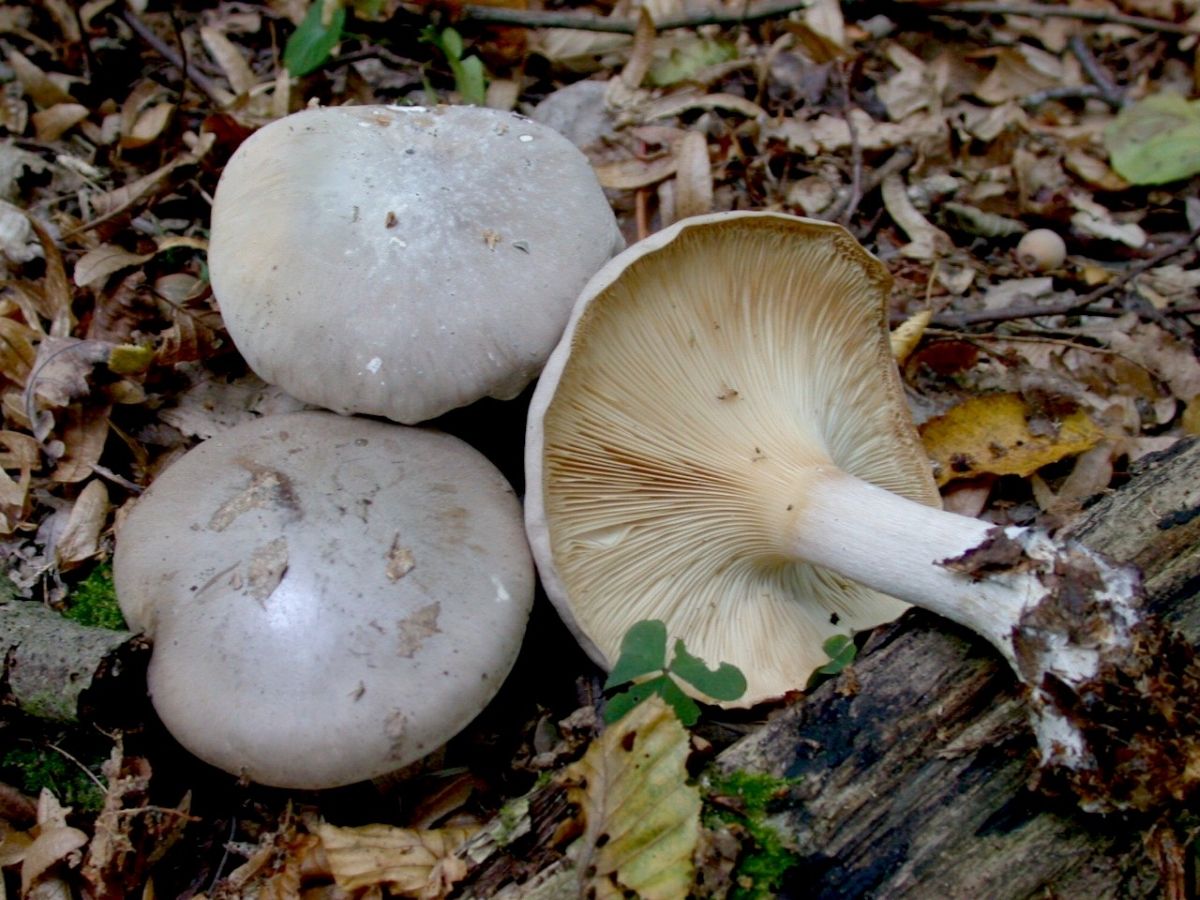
0, 597, 148, 723
454, 438, 1200, 898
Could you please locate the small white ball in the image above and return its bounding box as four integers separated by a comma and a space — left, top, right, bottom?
1016, 229, 1067, 272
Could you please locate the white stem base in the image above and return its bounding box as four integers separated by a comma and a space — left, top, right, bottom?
785, 469, 1142, 774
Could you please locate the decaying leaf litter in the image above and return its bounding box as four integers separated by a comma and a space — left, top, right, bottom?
2, 0, 1200, 895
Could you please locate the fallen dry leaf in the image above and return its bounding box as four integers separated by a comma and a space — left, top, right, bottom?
316, 821, 478, 895
921, 392, 1104, 486
563, 694, 699, 900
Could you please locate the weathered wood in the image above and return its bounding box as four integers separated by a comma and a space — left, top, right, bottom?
711, 438, 1200, 898
0, 597, 147, 722
454, 439, 1200, 897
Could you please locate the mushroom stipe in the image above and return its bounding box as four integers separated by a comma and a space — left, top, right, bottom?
524, 211, 1200, 813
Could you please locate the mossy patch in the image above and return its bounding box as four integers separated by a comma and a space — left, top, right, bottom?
1, 743, 106, 812
64, 563, 126, 631
703, 770, 803, 899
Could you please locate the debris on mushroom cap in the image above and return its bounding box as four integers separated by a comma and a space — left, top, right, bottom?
114, 411, 534, 789
524, 211, 941, 706
208, 104, 624, 425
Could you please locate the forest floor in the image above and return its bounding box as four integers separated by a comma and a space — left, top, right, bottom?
1, 0, 1199, 896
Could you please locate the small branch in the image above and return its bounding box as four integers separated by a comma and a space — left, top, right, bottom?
931, 227, 1200, 328
822, 147, 915, 224
1068, 34, 1125, 107
917, 1, 1200, 36
837, 65, 864, 227
460, 0, 811, 34
120, 5, 229, 106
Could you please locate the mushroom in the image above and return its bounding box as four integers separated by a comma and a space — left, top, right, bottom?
207, 104, 624, 425
525, 211, 1199, 811
114, 411, 533, 789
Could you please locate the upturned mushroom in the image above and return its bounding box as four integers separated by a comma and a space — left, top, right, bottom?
114, 411, 533, 789
525, 211, 1200, 811
207, 104, 623, 425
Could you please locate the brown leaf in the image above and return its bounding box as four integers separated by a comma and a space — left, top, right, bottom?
73, 245, 155, 289
54, 478, 110, 569
594, 154, 678, 190
0, 429, 39, 531
671, 131, 712, 222
21, 792, 89, 897
5, 47, 75, 107
31, 103, 89, 142
201, 26, 258, 97
26, 337, 111, 410
50, 402, 111, 483
316, 821, 478, 894
0, 316, 41, 385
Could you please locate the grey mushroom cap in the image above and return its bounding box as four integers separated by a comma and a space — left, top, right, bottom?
208, 104, 624, 425
114, 411, 534, 789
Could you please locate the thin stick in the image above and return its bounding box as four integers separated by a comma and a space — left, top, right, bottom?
837, 64, 863, 227
461, 0, 1199, 35
121, 5, 229, 106
460, 0, 810, 34
924, 1, 1199, 36
1068, 34, 1125, 107
931, 227, 1200, 328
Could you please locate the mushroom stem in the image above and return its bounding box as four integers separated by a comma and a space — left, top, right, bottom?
787, 468, 1200, 811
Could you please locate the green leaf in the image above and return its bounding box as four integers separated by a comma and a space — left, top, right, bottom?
1104, 93, 1200, 186
604, 677, 669, 724
440, 26, 465, 61
605, 619, 669, 689
453, 54, 487, 106
814, 634, 856, 676
284, 1, 346, 77
657, 676, 702, 727
648, 37, 737, 87
668, 639, 747, 702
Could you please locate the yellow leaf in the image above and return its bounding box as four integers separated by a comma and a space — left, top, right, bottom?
889, 309, 931, 364
920, 392, 1103, 486
563, 694, 699, 900
316, 822, 477, 895
1182, 395, 1200, 436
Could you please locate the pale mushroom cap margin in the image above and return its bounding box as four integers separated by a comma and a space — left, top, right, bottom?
114, 411, 534, 789
525, 212, 941, 706
208, 104, 624, 425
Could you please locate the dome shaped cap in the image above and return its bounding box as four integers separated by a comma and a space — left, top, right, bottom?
525, 212, 940, 706
208, 105, 624, 424
115, 411, 534, 788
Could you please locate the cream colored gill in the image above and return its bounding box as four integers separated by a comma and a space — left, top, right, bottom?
540, 218, 924, 704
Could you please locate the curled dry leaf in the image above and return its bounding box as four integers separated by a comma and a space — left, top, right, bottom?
50, 402, 111, 483
669, 130, 713, 223
73, 245, 155, 288
21, 791, 89, 898
316, 821, 478, 895
920, 392, 1104, 486
882, 173, 953, 260
53, 477, 109, 569
31, 103, 88, 142
0, 429, 39, 532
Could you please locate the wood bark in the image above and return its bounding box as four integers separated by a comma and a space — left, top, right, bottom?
0, 597, 147, 723
455, 438, 1200, 898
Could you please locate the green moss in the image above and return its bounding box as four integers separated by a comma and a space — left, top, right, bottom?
703, 770, 804, 900
1, 744, 106, 812
64, 563, 126, 631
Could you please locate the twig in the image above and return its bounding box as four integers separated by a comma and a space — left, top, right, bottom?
822, 147, 915, 224
462, 0, 1200, 35
120, 5, 228, 106
918, 1, 1200, 36
837, 64, 864, 227
1022, 84, 1110, 109
930, 227, 1200, 328
460, 0, 810, 34
1068, 34, 1125, 107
